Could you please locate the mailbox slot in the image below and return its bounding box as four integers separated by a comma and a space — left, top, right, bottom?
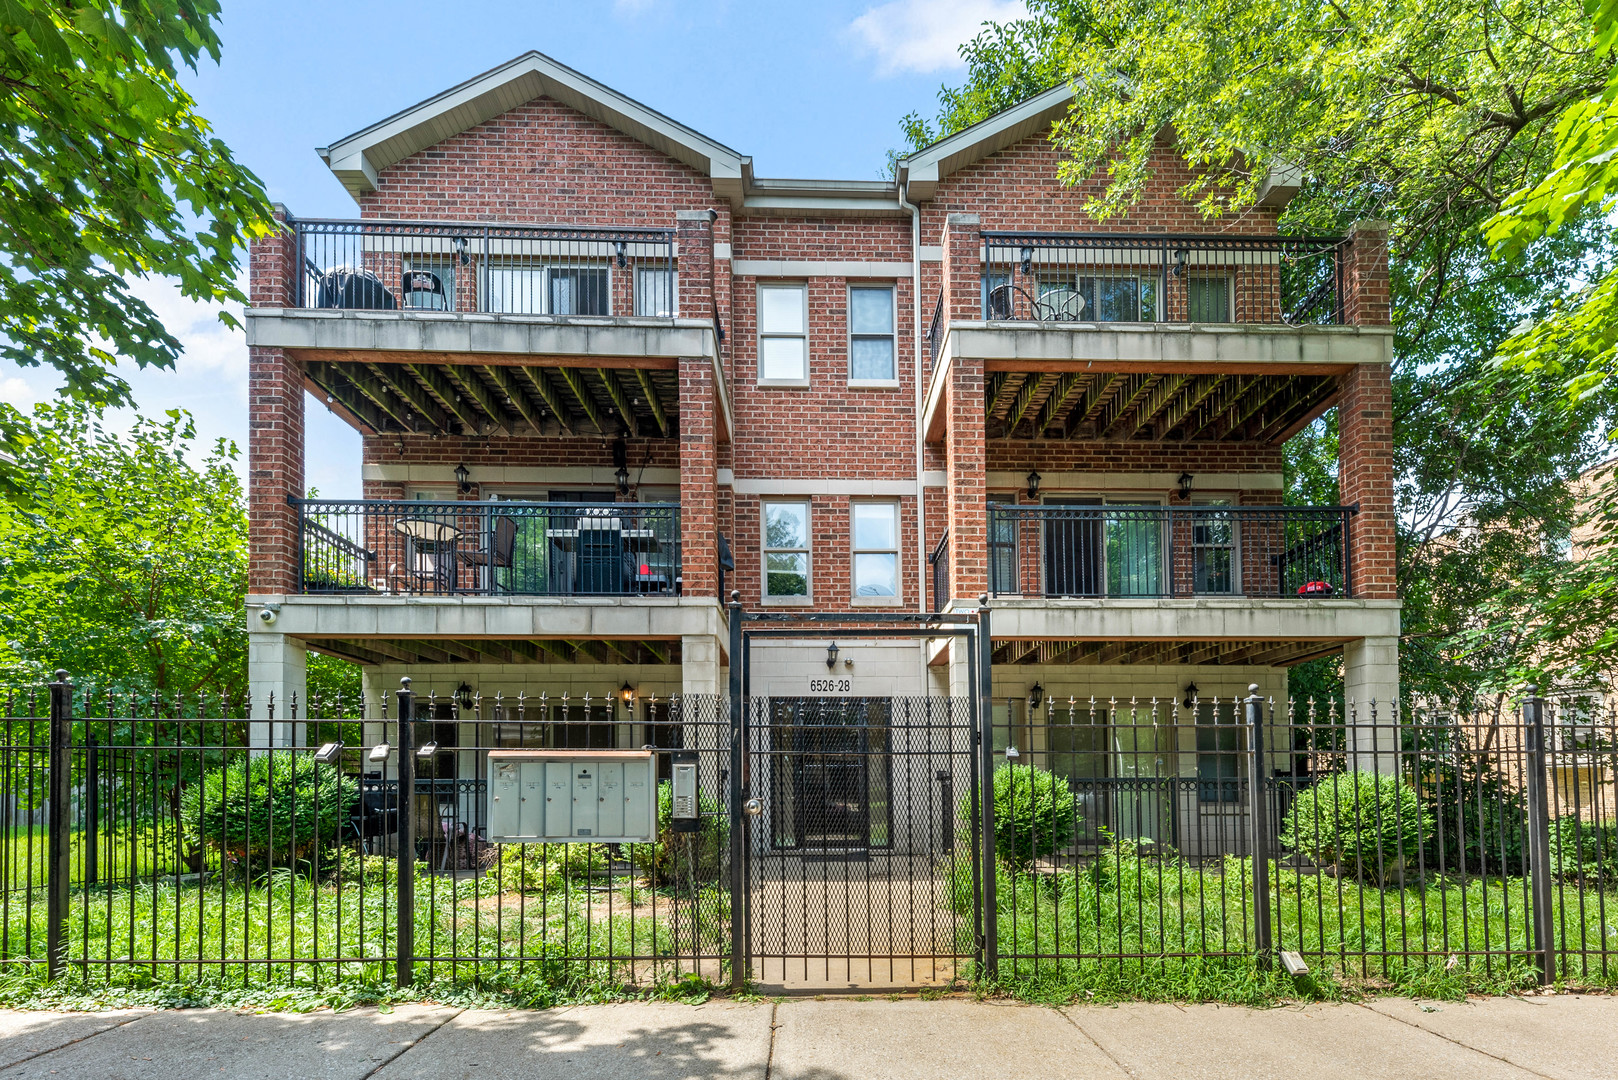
486, 750, 656, 844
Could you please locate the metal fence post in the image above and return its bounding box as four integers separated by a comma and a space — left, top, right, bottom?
85, 735, 98, 886
1246, 684, 1273, 968
395, 676, 415, 988
727, 591, 745, 992
978, 599, 998, 982
46, 670, 70, 980
1523, 685, 1556, 985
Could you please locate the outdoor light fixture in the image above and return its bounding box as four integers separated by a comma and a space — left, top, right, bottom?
619, 681, 636, 705
455, 682, 475, 710
1026, 470, 1041, 500
1183, 683, 1199, 709
826, 641, 840, 669
454, 463, 471, 494
615, 240, 628, 269
613, 438, 630, 496
416, 741, 439, 758
368, 743, 391, 763
1173, 247, 1189, 278
453, 236, 469, 265
615, 464, 631, 496
1028, 683, 1044, 714
1177, 472, 1194, 500
313, 742, 343, 765
1019, 245, 1034, 275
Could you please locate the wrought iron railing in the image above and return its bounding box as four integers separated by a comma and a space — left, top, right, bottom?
929, 529, 950, 613
290, 218, 678, 317
986, 503, 1353, 599
978, 231, 1347, 326
294, 498, 681, 597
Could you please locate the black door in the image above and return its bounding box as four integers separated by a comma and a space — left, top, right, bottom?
1044, 498, 1102, 597
769, 698, 891, 850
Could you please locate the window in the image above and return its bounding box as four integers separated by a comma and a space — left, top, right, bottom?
1077, 273, 1159, 322
1192, 498, 1238, 595
758, 284, 808, 382
483, 264, 610, 315
848, 286, 895, 382
1042, 497, 1164, 598
1188, 275, 1230, 322
1195, 700, 1244, 803
852, 502, 898, 598
636, 267, 676, 317
763, 500, 810, 599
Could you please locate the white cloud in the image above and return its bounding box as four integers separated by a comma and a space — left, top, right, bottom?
0, 375, 41, 412
849, 0, 1028, 76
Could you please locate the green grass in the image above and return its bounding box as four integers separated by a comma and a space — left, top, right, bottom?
951, 840, 1618, 1004
3, 825, 179, 885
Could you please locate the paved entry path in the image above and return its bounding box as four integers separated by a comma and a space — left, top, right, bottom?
1, 994, 1613, 1079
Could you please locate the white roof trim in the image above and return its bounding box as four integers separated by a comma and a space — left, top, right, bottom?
896, 83, 1075, 200
318, 51, 749, 204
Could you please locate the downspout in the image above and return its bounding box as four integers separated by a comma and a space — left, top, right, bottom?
899, 173, 926, 616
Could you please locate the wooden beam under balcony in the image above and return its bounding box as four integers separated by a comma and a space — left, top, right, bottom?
301, 636, 684, 666
986, 635, 1349, 667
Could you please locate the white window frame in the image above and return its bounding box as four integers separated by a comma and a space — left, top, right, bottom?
761, 499, 812, 604
482, 262, 614, 316
634, 265, 677, 318
1190, 496, 1241, 597
847, 284, 898, 387
850, 500, 901, 605
757, 282, 809, 386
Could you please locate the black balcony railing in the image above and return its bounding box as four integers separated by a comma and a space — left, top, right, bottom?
291, 218, 678, 317
987, 503, 1353, 599
979, 232, 1347, 327
928, 528, 950, 613
294, 498, 681, 597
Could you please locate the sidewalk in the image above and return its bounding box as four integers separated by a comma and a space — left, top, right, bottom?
0, 994, 1611, 1079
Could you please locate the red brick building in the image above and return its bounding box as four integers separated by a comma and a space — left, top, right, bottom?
245, 54, 1398, 845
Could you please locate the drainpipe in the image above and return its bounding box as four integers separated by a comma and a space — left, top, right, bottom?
899, 175, 926, 617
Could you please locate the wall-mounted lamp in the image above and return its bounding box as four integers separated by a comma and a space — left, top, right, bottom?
453, 236, 469, 266
1027, 682, 1044, 714
1183, 683, 1199, 709
1172, 247, 1189, 278
455, 682, 475, 710
313, 742, 343, 765
615, 239, 628, 269
1026, 470, 1041, 500
613, 438, 630, 496
1177, 472, 1194, 500
1019, 245, 1034, 275
455, 463, 471, 494
619, 681, 637, 705
825, 641, 840, 670
615, 464, 631, 496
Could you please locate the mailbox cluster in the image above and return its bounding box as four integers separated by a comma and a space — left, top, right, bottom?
486, 750, 658, 844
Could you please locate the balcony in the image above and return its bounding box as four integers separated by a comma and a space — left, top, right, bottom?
986, 504, 1354, 600
291, 218, 677, 316
295, 498, 682, 598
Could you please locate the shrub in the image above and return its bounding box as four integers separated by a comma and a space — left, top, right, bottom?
179, 753, 357, 875
1549, 816, 1618, 880
1280, 770, 1431, 884
959, 763, 1077, 869
632, 780, 728, 886
490, 840, 609, 893
1412, 758, 1527, 874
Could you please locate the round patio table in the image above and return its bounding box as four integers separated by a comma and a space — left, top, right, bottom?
394, 518, 462, 592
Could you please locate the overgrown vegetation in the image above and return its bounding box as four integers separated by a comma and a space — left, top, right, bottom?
179, 755, 357, 875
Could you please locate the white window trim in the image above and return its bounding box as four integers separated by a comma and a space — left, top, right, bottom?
634, 264, 679, 319
756, 282, 810, 387
847, 284, 900, 388
1191, 495, 1242, 597
761, 499, 813, 605
850, 499, 902, 606
482, 262, 616, 317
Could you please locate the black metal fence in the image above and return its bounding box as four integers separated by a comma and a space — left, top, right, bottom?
987, 503, 1353, 599
928, 529, 950, 614
980, 232, 1347, 326
291, 218, 678, 317
5, 676, 1616, 992
295, 498, 682, 597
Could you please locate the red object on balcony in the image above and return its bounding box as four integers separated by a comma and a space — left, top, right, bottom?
1298, 581, 1335, 596
639, 563, 651, 575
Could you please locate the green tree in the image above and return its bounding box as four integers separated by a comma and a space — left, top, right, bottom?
898, 0, 1618, 694
0, 1, 272, 492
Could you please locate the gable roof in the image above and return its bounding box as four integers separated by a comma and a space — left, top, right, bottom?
317, 51, 751, 204
894, 83, 1074, 201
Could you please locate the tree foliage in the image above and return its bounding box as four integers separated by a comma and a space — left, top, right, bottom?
0, 1, 272, 487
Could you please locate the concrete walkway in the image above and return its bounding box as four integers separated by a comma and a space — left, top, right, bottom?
0, 994, 1612, 1079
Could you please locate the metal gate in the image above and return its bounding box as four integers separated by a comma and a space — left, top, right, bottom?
728, 611, 986, 989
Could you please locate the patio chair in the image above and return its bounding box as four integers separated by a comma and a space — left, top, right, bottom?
460, 515, 517, 592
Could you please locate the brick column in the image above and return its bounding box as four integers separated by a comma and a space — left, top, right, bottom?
674, 209, 719, 602
941, 212, 981, 324
248, 206, 304, 597
940, 214, 986, 605
1338, 361, 1394, 599
1341, 219, 1391, 327
675, 209, 715, 322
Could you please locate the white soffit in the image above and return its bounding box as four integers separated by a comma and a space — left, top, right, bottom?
317, 51, 750, 204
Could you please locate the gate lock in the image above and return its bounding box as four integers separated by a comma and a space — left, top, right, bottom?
744, 797, 764, 817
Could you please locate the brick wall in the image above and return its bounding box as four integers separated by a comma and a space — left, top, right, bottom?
1338, 362, 1396, 598
248, 206, 303, 594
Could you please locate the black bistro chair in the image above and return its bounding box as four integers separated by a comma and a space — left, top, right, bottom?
461, 515, 518, 593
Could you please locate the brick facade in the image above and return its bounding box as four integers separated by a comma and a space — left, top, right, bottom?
250, 88, 1394, 621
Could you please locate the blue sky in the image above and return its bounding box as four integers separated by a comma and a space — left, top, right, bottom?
0, 0, 1026, 498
